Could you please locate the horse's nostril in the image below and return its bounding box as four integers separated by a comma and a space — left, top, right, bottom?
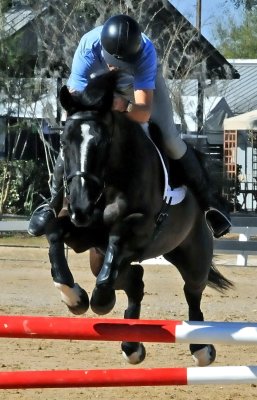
71, 212, 77, 223
72, 209, 83, 220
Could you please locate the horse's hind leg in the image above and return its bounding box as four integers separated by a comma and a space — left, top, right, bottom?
183, 284, 216, 366
116, 263, 146, 365
46, 217, 90, 315
165, 246, 216, 367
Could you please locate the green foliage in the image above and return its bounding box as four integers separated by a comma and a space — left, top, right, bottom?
229, 0, 257, 10
0, 36, 19, 77
214, 10, 257, 58
0, 159, 50, 215
0, 0, 11, 13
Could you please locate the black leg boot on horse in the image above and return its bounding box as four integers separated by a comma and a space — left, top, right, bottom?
177, 145, 231, 238
28, 153, 64, 236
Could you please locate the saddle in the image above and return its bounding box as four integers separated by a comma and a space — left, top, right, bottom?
148, 122, 186, 207
148, 122, 184, 189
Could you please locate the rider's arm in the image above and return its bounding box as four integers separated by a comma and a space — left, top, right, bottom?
67, 47, 92, 92
112, 35, 156, 123
112, 89, 153, 123
67, 27, 103, 92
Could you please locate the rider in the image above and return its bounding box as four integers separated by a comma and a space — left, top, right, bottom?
28, 14, 231, 239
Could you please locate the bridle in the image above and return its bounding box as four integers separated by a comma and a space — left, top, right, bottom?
64, 170, 104, 203
62, 110, 113, 205
65, 171, 102, 188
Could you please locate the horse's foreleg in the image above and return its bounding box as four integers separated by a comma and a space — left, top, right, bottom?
184, 284, 216, 366
91, 231, 138, 315
95, 235, 120, 288
95, 206, 153, 289
118, 264, 146, 365
47, 219, 89, 315
88, 245, 117, 315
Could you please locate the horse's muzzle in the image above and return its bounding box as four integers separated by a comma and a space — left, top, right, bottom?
69, 204, 94, 227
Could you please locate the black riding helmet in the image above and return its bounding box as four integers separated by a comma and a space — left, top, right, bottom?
101, 14, 142, 68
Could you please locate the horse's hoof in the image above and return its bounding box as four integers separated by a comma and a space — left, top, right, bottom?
54, 282, 89, 315
66, 285, 90, 315
121, 342, 146, 365
90, 286, 116, 315
67, 298, 89, 315
192, 345, 216, 366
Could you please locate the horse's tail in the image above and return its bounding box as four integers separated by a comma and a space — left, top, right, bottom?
207, 263, 234, 292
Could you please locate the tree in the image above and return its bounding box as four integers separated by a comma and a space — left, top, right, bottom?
0, 0, 233, 214
0, 5, 56, 215
0, 0, 12, 13
213, 10, 257, 58
229, 0, 257, 10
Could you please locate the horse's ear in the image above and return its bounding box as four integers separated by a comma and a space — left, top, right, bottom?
81, 70, 122, 114
59, 85, 75, 112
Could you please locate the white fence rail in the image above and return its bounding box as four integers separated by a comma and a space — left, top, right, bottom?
0, 220, 29, 231
213, 216, 257, 266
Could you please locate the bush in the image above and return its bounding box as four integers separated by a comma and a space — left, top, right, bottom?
0, 159, 50, 215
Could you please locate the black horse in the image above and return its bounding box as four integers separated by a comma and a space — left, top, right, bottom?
46, 70, 232, 367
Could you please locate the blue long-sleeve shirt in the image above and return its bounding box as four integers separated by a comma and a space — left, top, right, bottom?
67, 26, 157, 92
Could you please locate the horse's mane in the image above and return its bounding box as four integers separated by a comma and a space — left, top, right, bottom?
60, 70, 124, 115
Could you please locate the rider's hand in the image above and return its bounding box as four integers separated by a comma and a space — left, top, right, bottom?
112, 96, 128, 112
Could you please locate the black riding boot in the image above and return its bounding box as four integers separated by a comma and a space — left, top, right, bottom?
28, 153, 64, 236
178, 145, 231, 238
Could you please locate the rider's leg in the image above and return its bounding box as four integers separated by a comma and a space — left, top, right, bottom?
28, 153, 64, 236
151, 65, 231, 238
176, 145, 231, 238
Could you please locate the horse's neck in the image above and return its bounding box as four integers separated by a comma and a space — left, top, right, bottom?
108, 117, 163, 207
114, 115, 154, 153
111, 119, 158, 169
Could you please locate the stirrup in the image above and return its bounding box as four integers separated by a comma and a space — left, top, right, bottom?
205, 207, 231, 239
28, 203, 57, 237
32, 203, 53, 213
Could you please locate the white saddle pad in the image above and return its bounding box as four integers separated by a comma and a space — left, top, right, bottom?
144, 130, 186, 206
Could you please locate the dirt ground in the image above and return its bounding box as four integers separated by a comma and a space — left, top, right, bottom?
0, 236, 257, 399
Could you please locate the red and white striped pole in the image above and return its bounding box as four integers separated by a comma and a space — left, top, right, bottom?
0, 366, 257, 389
0, 315, 257, 345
